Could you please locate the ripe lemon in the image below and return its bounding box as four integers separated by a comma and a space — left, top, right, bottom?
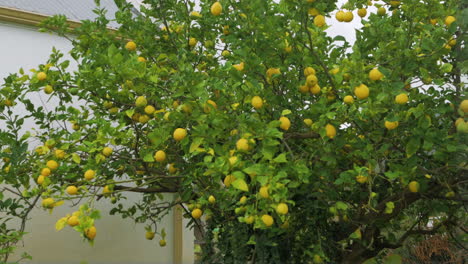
377, 7, 386, 16
102, 147, 113, 157
37, 175, 45, 184
343, 95, 354, 104
251, 96, 263, 109
335, 10, 345, 22
144, 105, 156, 115
224, 174, 236, 187
325, 124, 337, 139
192, 208, 203, 219
221, 50, 230, 57
173, 128, 187, 141
357, 8, 367, 18
266, 68, 281, 78
46, 160, 59, 171
139, 114, 150, 123
159, 239, 167, 247
109, 107, 119, 114
408, 181, 420, 193
233, 62, 244, 71
189, 37, 198, 47
66, 186, 78, 195
276, 203, 289, 215
261, 214, 274, 227
239, 196, 247, 204
84, 169, 96, 180
137, 56, 146, 62
306, 74, 318, 87
279, 116, 291, 131
304, 118, 313, 126
102, 185, 111, 195
145, 231, 155, 240
308, 8, 319, 16
448, 39, 457, 47
125, 41, 136, 51
41, 198, 55, 208
154, 150, 166, 162
310, 84, 321, 94
356, 175, 368, 184
44, 85, 53, 94
245, 215, 254, 224
41, 167, 51, 177
55, 149, 66, 159
304, 67, 316, 77
343, 11, 354, 22
85, 226, 97, 240
135, 96, 147, 107
384, 121, 399, 130
430, 18, 437, 25
37, 72, 47, 81
354, 84, 369, 99
229, 156, 238, 166
369, 68, 384, 81
210, 2, 222, 16
259, 186, 269, 198
314, 15, 326, 27
168, 163, 177, 174
190, 11, 202, 18
208, 195, 216, 204
236, 138, 249, 151
67, 215, 79, 227
395, 93, 408, 104
460, 100, 468, 113
444, 16, 456, 26
204, 100, 217, 113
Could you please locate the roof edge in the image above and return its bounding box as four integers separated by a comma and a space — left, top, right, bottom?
0, 6, 82, 28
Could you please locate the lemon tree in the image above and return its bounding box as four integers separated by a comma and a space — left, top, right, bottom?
0, 0, 467, 263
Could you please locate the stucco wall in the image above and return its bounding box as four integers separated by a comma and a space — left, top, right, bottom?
0, 21, 194, 264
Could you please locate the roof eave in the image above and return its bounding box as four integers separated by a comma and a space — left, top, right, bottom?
0, 6, 82, 28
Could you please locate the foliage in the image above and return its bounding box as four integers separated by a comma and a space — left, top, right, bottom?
0, 0, 467, 263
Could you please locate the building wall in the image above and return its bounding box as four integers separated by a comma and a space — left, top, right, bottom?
0, 21, 194, 264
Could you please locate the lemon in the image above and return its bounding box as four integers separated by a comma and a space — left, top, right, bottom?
356, 175, 368, 184
137, 56, 146, 62
135, 96, 148, 107
384, 121, 399, 130
395, 93, 408, 104
102, 147, 113, 157
448, 39, 457, 47
314, 15, 326, 27
308, 8, 319, 16
251, 96, 263, 109
306, 74, 318, 87
233, 62, 244, 71
276, 203, 289, 215
325, 124, 337, 139
146, 231, 155, 240
190, 11, 202, 18
125, 41, 136, 51
55, 149, 66, 159
460, 100, 468, 113
343, 95, 354, 104
304, 118, 313, 126
357, 8, 367, 18
343, 11, 354, 22
377, 7, 386, 16
221, 50, 230, 57
229, 156, 238, 166
41, 167, 51, 177
67, 216, 79, 227
259, 186, 269, 198
168, 163, 177, 174
335, 10, 345, 22
224, 175, 236, 187
261, 214, 274, 227
144, 105, 156, 115
173, 128, 187, 141
44, 85, 54, 94
279, 116, 291, 131
37, 72, 47, 81
85, 226, 97, 240
369, 68, 384, 81
408, 181, 420, 193
154, 150, 166, 162
41, 198, 55, 208
266, 68, 281, 78
103, 185, 111, 194
159, 239, 167, 247
310, 84, 321, 95
430, 18, 437, 25
444, 16, 456, 26
189, 37, 198, 47
66, 186, 78, 195
210, 2, 222, 16
304, 67, 316, 77
192, 208, 203, 219
109, 107, 119, 114
354, 84, 369, 99
245, 216, 255, 224
236, 138, 250, 151
84, 169, 96, 180
46, 160, 59, 171
208, 195, 216, 204
139, 114, 150, 123
239, 196, 247, 204
37, 175, 45, 184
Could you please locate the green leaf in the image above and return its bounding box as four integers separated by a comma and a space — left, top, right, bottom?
384, 254, 402, 264
406, 137, 420, 157
281, 109, 292, 116
55, 217, 68, 231
125, 109, 135, 118
143, 153, 154, 162
273, 153, 287, 163
72, 153, 81, 164
232, 179, 249, 192
335, 201, 348, 210
189, 137, 204, 153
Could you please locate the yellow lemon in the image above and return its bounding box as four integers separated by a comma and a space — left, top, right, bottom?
102, 147, 113, 157
310, 84, 321, 95
135, 96, 148, 107
306, 74, 318, 87
168, 163, 177, 174
251, 96, 263, 109
224, 174, 236, 187
37, 72, 47, 81
377, 7, 386, 16
335, 10, 345, 22
37, 175, 45, 184
210, 2, 222, 16
325, 124, 337, 139
357, 8, 367, 18
44, 85, 53, 94
261, 214, 274, 227
444, 16, 456, 26
192, 208, 203, 219
408, 181, 420, 193
343, 11, 354, 22
189, 37, 198, 47
41, 198, 55, 208
46, 160, 59, 171
354, 84, 369, 99
304, 67, 316, 77
137, 56, 146, 62
154, 150, 166, 162
67, 216, 79, 227
259, 186, 269, 198
459, 100, 468, 113
236, 138, 249, 151
173, 128, 187, 141
146, 231, 155, 240
266, 68, 281, 78
279, 116, 291, 131
66, 186, 78, 195
384, 121, 399, 130
304, 118, 313, 126
395, 93, 408, 104
308, 8, 319, 16
276, 203, 289, 215
369, 68, 384, 81
41, 167, 51, 177
343, 95, 354, 104
85, 226, 97, 240
144, 105, 156, 115
159, 239, 167, 247
239, 196, 247, 204
314, 15, 326, 27
84, 169, 96, 180
356, 175, 368, 184
125, 41, 137, 51
233, 62, 245, 71
208, 195, 216, 204
55, 149, 66, 159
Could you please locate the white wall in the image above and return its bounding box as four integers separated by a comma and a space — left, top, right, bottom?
0, 21, 194, 264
